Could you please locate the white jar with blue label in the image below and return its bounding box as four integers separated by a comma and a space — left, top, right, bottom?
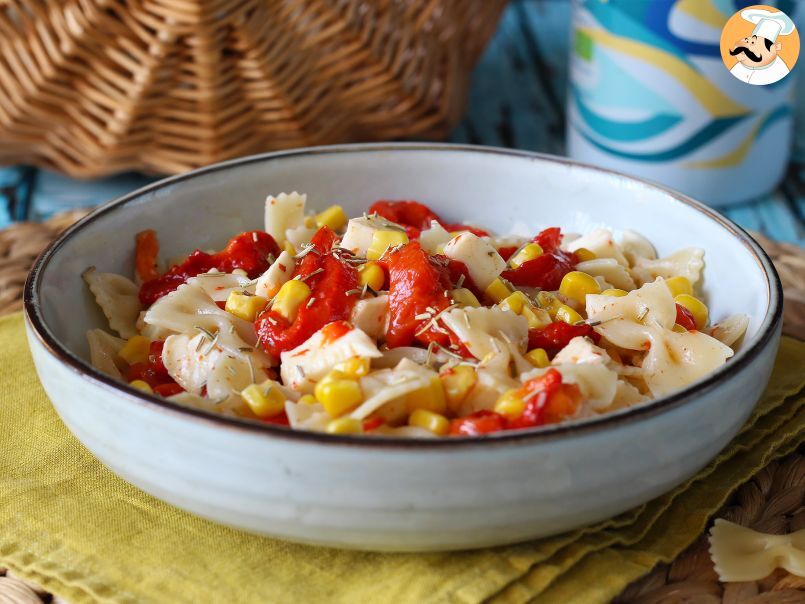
567, 0, 798, 206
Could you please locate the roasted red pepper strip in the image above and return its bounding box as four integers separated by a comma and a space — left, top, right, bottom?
139, 231, 279, 306
501, 228, 577, 290
496, 246, 518, 261
542, 383, 584, 425
505, 368, 564, 430
528, 322, 600, 356
369, 200, 440, 238
135, 230, 160, 282
369, 200, 489, 239
153, 383, 184, 397
362, 417, 385, 432
256, 227, 359, 357
125, 340, 183, 395
442, 224, 490, 237
450, 370, 582, 435
533, 227, 562, 252
449, 410, 507, 436
382, 241, 454, 348
441, 257, 483, 299
259, 411, 290, 427
675, 303, 697, 331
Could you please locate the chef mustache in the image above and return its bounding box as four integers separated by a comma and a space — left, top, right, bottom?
730, 46, 763, 62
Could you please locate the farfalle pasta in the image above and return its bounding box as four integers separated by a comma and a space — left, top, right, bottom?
709, 519, 805, 581
82, 195, 749, 437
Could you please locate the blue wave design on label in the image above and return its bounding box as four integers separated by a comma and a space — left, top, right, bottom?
572, 88, 681, 141
574, 114, 748, 162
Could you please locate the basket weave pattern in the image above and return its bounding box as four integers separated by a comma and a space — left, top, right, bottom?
0, 0, 506, 178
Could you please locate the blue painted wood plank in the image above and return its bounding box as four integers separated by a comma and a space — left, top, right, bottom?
27, 170, 153, 223
0, 166, 34, 227
722, 204, 764, 235
752, 195, 804, 245
450, 0, 567, 153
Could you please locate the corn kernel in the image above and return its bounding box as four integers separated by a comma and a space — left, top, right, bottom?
536, 290, 558, 309
320, 368, 346, 383
559, 271, 601, 304
485, 278, 510, 303
367, 230, 409, 261
665, 276, 693, 298
325, 417, 363, 435
304, 215, 317, 228
494, 389, 526, 419
298, 394, 318, 405
509, 243, 544, 268
574, 247, 597, 262
525, 348, 550, 368
129, 379, 153, 394
315, 378, 363, 417
334, 356, 371, 379
499, 291, 549, 328
440, 365, 477, 413
674, 294, 708, 329
521, 304, 551, 329
672, 324, 688, 333
451, 288, 481, 307
358, 261, 385, 291
601, 288, 628, 297
272, 279, 312, 323
408, 409, 450, 436
500, 291, 527, 314
225, 291, 268, 321
315, 205, 348, 231
119, 335, 151, 365
241, 380, 286, 418
406, 375, 447, 414
283, 241, 296, 256
555, 304, 584, 325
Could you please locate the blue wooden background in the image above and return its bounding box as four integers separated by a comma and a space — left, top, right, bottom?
0, 0, 802, 244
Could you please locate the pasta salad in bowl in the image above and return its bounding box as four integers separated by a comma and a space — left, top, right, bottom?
84, 194, 748, 439
25, 144, 781, 550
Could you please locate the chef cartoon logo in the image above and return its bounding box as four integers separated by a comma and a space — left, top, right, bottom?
720, 5, 799, 86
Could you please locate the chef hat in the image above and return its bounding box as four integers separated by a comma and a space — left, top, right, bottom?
741, 8, 796, 43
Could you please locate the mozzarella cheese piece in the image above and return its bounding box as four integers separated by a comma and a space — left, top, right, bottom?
340, 215, 406, 256
350, 294, 389, 340
255, 251, 296, 298
264, 192, 306, 245
162, 333, 223, 395
441, 306, 529, 360
280, 323, 383, 392
442, 232, 505, 290
285, 225, 317, 251
419, 220, 452, 254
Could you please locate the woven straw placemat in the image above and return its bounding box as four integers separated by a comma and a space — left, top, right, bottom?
0, 212, 802, 603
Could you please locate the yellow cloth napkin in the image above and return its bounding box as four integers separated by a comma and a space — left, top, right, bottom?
0, 311, 802, 604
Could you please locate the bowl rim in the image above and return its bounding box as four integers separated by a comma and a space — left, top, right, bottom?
23, 142, 783, 449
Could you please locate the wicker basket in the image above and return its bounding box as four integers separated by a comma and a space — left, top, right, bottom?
0, 0, 507, 178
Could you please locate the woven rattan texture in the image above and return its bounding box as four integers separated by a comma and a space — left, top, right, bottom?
0, 212, 802, 603
0, 1, 506, 178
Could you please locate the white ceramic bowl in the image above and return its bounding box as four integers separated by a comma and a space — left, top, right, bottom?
24, 144, 782, 552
